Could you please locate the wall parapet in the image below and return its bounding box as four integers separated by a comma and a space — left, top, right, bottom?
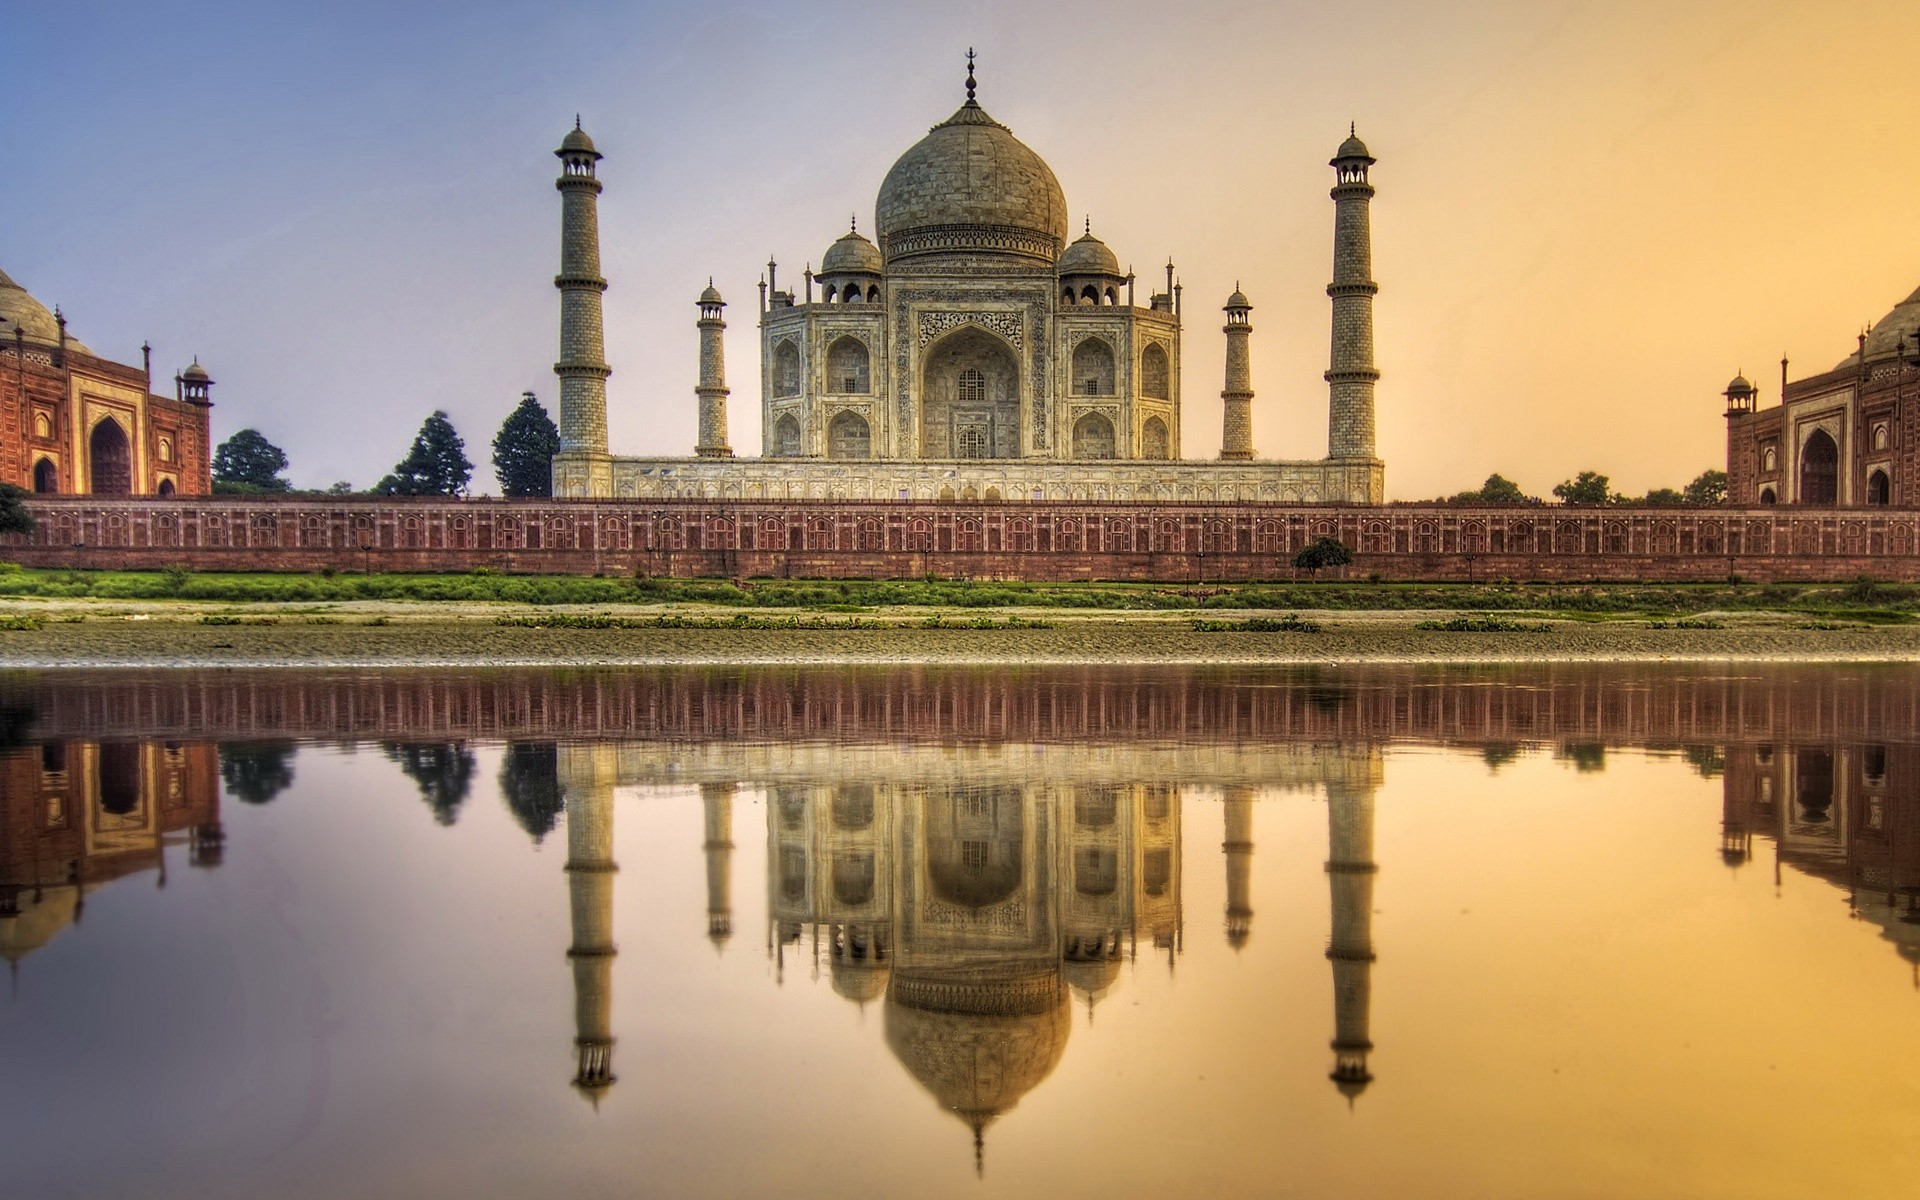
3, 496, 1918, 583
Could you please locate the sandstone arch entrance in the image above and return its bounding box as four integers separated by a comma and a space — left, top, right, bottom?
32, 458, 58, 493
89, 418, 132, 496
1799, 430, 1837, 504
921, 326, 1019, 459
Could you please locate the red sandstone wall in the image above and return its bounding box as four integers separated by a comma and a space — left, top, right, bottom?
4, 496, 1919, 583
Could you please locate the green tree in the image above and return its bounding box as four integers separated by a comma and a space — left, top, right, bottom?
0, 482, 35, 536
1293, 535, 1354, 577
211, 429, 290, 492
219, 741, 297, 805
375, 410, 472, 497
1553, 470, 1613, 506
1642, 487, 1685, 506
385, 742, 475, 826
1448, 473, 1534, 504
1683, 469, 1728, 506
501, 742, 564, 842
492, 392, 560, 498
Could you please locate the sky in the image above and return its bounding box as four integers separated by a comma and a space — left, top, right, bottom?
6, 0, 1920, 500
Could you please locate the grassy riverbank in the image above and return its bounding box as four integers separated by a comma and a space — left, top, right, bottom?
1, 565, 1917, 620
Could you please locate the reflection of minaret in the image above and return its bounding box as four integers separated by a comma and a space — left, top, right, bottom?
1223, 785, 1255, 949
702, 783, 735, 946
563, 751, 617, 1106
1326, 779, 1376, 1100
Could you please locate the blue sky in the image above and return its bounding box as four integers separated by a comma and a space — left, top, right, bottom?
7, 0, 1920, 497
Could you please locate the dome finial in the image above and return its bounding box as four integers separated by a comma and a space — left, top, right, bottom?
850, 213, 857, 233
575, 114, 582, 131
965, 48, 977, 104
1350, 120, 1356, 136
1084, 215, 1090, 236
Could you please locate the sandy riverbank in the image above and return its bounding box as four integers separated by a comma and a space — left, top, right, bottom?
1, 598, 1917, 667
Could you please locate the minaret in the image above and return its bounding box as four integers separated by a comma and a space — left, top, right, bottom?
702, 783, 735, 945
1220, 287, 1254, 460
1325, 778, 1378, 1100
553, 119, 612, 496
694, 283, 733, 457
1326, 126, 1379, 462
1222, 785, 1255, 949
563, 748, 618, 1105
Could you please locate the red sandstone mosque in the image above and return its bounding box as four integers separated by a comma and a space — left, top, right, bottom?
1725, 287, 1920, 508
0, 268, 213, 498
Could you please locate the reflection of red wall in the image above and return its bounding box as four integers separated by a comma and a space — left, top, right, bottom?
0, 741, 221, 892
17, 666, 1920, 748
1724, 744, 1920, 892
5, 496, 1918, 582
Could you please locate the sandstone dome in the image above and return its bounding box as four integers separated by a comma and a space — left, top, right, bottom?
875, 100, 1068, 266
0, 267, 91, 354
1837, 283, 1920, 370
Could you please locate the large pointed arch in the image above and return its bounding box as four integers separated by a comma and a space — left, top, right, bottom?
920, 325, 1019, 459
89, 417, 132, 496
1799, 429, 1838, 504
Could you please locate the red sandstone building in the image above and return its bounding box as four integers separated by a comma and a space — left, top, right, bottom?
1, 267, 213, 497
1725, 285, 1920, 507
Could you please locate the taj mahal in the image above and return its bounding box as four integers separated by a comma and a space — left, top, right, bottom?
548, 54, 1385, 505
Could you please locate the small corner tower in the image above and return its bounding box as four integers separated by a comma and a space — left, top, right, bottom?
1325, 778, 1378, 1101
1220, 287, 1254, 460
695, 282, 733, 457
553, 118, 612, 496
176, 359, 214, 408
1326, 126, 1379, 463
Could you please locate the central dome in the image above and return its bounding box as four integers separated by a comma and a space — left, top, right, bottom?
875, 101, 1068, 266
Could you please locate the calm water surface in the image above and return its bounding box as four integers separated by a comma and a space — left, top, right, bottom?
1, 665, 1916, 1199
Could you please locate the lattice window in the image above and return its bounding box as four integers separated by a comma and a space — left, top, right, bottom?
956, 425, 988, 458
957, 368, 986, 404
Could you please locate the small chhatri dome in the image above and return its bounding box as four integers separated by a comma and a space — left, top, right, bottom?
1056, 227, 1120, 277
558, 118, 599, 156
698, 280, 724, 305
1334, 123, 1373, 163
821, 228, 884, 276
1724, 372, 1754, 396
181, 358, 210, 382
874, 51, 1069, 265
1225, 285, 1251, 310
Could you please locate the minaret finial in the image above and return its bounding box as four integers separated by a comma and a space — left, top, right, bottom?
575, 114, 582, 131
1350, 120, 1356, 136
1084, 215, 1091, 236
965, 48, 977, 103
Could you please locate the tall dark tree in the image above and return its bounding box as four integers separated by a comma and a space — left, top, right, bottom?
1553, 470, 1613, 506
500, 742, 564, 842
220, 741, 298, 805
212, 429, 291, 492
492, 392, 560, 498
374, 410, 472, 497
385, 742, 475, 826
1447, 473, 1534, 505
0, 482, 35, 535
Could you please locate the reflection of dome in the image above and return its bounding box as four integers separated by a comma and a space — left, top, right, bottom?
1057, 230, 1119, 277
821, 229, 883, 276
885, 967, 1070, 1139
0, 885, 82, 966
1062, 955, 1122, 1003
0, 267, 91, 353
927, 852, 1021, 908
831, 954, 891, 1004
875, 100, 1068, 265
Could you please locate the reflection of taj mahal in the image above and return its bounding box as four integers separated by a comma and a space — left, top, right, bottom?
547, 735, 1385, 1157
549, 55, 1385, 504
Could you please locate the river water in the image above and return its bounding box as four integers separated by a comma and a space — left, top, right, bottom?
1, 664, 1915, 1199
